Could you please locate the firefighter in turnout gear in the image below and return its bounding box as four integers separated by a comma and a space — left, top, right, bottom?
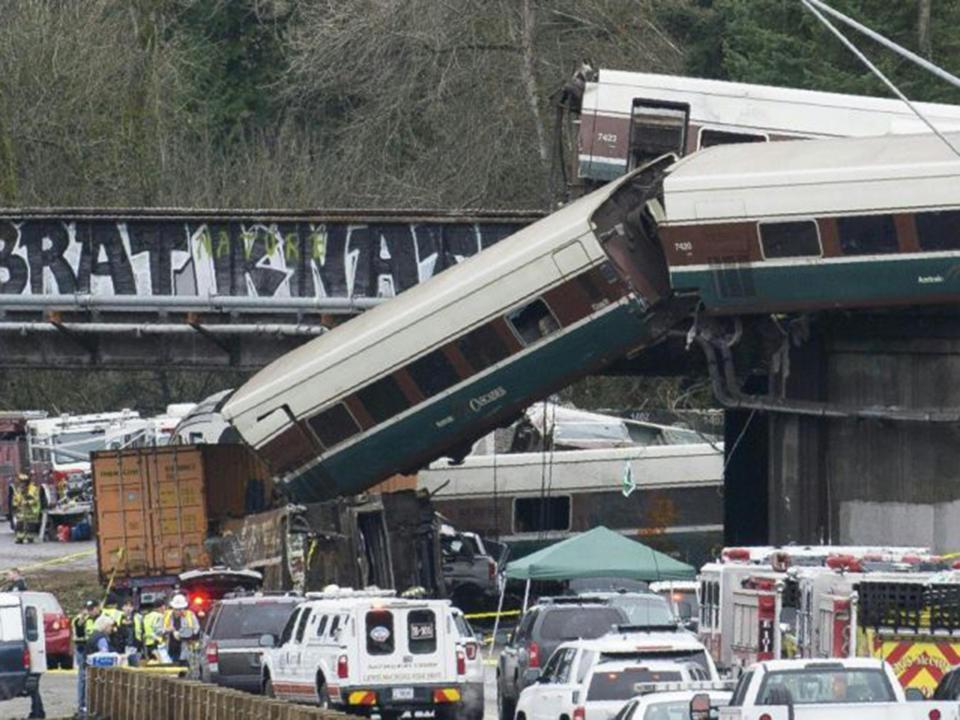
12, 473, 41, 544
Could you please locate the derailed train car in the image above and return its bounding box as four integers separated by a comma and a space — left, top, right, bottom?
225, 129, 960, 501
221, 158, 688, 500
658, 130, 960, 313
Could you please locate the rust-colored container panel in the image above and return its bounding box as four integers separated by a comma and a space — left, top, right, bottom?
92, 444, 273, 582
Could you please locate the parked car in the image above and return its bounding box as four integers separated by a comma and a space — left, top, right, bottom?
198, 593, 300, 693
18, 591, 71, 670
614, 685, 732, 720
261, 587, 465, 719
0, 592, 47, 702
497, 601, 628, 720
452, 607, 484, 720
514, 627, 721, 720
178, 567, 263, 621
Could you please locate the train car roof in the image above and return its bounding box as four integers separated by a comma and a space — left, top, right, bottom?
222, 171, 636, 422
662, 130, 960, 223
589, 69, 960, 136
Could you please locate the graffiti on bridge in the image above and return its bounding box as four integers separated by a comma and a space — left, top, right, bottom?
0, 219, 524, 299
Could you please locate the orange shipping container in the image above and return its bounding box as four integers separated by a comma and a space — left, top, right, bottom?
92, 444, 273, 582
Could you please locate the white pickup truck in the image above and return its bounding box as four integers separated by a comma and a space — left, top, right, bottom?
714, 658, 957, 720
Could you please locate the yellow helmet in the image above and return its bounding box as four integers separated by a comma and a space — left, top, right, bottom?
17, 473, 29, 482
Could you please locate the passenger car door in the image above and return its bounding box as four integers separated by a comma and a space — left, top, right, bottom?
274, 608, 302, 695
505, 610, 537, 696
22, 601, 46, 673
534, 648, 576, 720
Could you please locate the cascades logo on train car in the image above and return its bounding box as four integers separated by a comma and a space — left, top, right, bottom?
468, 387, 506, 412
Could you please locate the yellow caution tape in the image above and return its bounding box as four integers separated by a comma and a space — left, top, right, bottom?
2, 548, 95, 573
463, 609, 521, 619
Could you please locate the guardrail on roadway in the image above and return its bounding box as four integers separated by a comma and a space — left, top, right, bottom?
87, 666, 353, 720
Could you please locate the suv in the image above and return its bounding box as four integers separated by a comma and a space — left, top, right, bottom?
514, 629, 721, 720
563, 593, 678, 627
198, 593, 301, 693
262, 587, 465, 719
497, 602, 627, 720
451, 608, 484, 720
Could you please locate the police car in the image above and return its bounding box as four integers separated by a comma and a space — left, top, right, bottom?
261, 586, 465, 718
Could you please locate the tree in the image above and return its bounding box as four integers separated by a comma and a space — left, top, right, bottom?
659, 0, 960, 104
281, 0, 684, 209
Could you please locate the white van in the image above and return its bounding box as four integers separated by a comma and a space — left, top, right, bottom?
262, 587, 464, 718
0, 592, 46, 702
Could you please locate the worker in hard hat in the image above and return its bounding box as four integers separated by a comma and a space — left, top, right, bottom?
12, 473, 41, 544
163, 593, 199, 666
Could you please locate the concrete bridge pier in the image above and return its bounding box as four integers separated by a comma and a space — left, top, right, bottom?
758, 311, 960, 552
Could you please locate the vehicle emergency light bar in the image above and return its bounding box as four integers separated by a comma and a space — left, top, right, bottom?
305, 586, 397, 599
632, 680, 736, 695
610, 624, 682, 634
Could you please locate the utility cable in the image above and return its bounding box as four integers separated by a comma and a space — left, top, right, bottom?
802, 0, 960, 160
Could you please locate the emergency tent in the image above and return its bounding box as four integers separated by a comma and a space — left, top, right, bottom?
504, 526, 695, 581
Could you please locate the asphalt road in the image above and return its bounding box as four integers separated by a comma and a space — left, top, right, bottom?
1, 670, 77, 719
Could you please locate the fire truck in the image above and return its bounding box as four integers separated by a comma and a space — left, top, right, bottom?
0, 411, 46, 521
697, 546, 934, 674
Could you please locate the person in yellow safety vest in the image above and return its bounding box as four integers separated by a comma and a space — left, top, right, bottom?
101, 594, 125, 652
163, 593, 200, 666
12, 473, 41, 544
73, 600, 100, 714
141, 600, 165, 662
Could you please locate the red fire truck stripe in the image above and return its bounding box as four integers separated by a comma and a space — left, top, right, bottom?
939, 643, 960, 666
883, 641, 913, 667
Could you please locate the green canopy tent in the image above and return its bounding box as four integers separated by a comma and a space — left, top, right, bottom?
489, 527, 696, 651
505, 526, 696, 582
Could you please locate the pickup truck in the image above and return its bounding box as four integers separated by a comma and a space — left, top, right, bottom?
714, 658, 957, 720
0, 592, 47, 702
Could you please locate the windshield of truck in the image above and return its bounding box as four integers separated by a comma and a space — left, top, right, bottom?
756, 667, 896, 705
587, 667, 682, 701
605, 595, 675, 625
539, 608, 625, 640
212, 601, 298, 640
600, 650, 711, 676
53, 430, 106, 464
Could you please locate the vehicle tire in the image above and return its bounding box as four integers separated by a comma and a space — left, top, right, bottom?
60, 654, 73, 670
498, 691, 515, 720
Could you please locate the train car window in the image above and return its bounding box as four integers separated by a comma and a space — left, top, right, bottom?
916, 210, 960, 250
506, 299, 561, 346
837, 214, 899, 255
758, 221, 822, 259
357, 375, 410, 424
699, 129, 767, 148
308, 403, 361, 448
408, 350, 460, 398
456, 324, 511, 372
514, 496, 571, 533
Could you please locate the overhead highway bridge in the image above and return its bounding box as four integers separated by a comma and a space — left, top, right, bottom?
0, 208, 539, 369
